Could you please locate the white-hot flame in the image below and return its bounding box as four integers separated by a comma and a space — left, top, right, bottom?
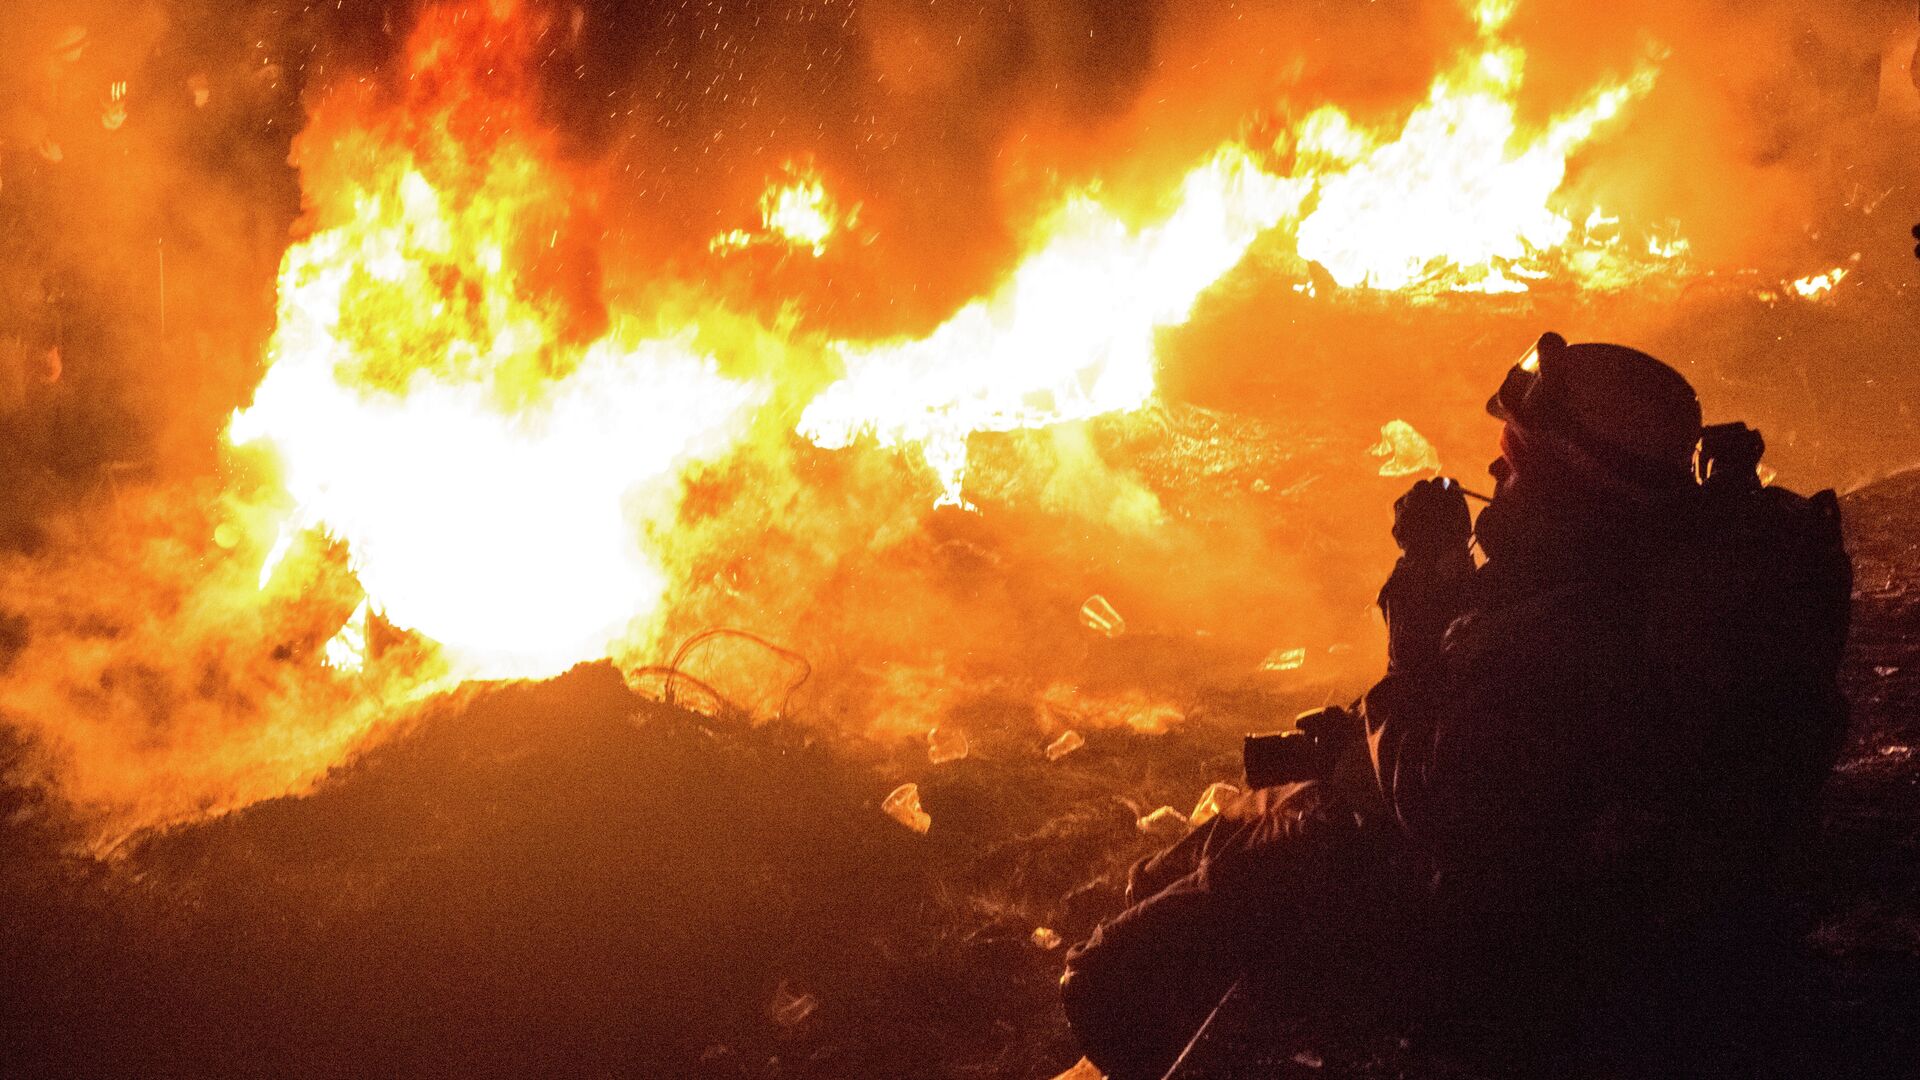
799, 149, 1311, 504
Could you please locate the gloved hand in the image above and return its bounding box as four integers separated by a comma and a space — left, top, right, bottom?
1294, 704, 1363, 756
1391, 478, 1472, 561
1381, 479, 1474, 674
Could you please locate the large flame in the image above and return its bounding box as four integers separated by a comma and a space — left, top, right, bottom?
799, 148, 1312, 506
1292, 35, 1663, 292
229, 5, 763, 681
0, 0, 1709, 842
796, 1, 1678, 498
231, 0, 1680, 689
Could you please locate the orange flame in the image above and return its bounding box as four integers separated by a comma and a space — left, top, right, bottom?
1291, 13, 1668, 292
711, 166, 848, 258
799, 148, 1311, 505
229, 3, 763, 681
233, 0, 1681, 703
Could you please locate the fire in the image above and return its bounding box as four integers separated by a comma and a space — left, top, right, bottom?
0, 0, 1857, 852
230, 0, 1678, 704
1291, 12, 1667, 292
798, 0, 1678, 499
229, 4, 763, 681
1788, 265, 1851, 301
799, 148, 1312, 506
710, 165, 847, 258
761, 172, 841, 255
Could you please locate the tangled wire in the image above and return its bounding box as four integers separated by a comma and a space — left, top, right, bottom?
627, 627, 813, 725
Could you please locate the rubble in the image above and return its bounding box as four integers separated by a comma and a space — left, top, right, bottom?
1137, 805, 1190, 836
927, 726, 969, 764
1044, 730, 1086, 762
1079, 595, 1127, 638
882, 782, 932, 835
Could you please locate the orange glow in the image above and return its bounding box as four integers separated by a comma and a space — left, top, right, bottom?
220, 0, 1678, 741
1292, 14, 1671, 293
799, 148, 1313, 505
710, 165, 847, 257
1788, 265, 1851, 301
229, 3, 763, 681
797, 0, 1678, 500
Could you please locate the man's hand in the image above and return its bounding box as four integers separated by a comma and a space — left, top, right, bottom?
1381, 479, 1474, 674
1294, 705, 1363, 756
1391, 478, 1472, 560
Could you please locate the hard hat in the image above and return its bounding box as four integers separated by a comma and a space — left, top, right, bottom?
1488, 332, 1702, 488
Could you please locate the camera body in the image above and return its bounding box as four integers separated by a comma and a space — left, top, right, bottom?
1698, 422, 1765, 493
1243, 706, 1352, 789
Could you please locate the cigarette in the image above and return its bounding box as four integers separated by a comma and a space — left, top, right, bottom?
1439, 478, 1494, 503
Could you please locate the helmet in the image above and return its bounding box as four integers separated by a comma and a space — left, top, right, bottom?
1488, 332, 1702, 488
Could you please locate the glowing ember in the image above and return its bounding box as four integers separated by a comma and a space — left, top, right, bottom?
1789, 266, 1851, 301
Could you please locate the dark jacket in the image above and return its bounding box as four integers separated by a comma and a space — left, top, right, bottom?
1361, 482, 1851, 937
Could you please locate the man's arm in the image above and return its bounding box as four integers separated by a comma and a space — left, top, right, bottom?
1378, 478, 1476, 674
1363, 585, 1635, 879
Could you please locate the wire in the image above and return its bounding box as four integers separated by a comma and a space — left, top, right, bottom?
625, 665, 741, 721
637, 627, 813, 722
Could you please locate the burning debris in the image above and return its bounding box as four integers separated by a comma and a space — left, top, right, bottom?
8, 0, 1905, 839
1044, 730, 1086, 762
0, 0, 1918, 1073
709, 164, 852, 259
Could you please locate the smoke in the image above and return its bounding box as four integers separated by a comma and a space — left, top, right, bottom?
1, 0, 1916, 846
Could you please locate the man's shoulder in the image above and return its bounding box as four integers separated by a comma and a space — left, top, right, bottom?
1443, 572, 1638, 675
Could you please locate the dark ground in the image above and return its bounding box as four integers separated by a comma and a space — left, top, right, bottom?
2, 469, 1918, 1080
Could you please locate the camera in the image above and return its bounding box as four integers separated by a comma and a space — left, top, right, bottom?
1243, 706, 1351, 788
1698, 422, 1764, 492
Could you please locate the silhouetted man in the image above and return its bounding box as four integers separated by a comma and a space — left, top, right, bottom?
1061, 333, 1852, 1080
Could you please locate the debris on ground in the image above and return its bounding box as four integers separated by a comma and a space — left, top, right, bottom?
882, 782, 932, 834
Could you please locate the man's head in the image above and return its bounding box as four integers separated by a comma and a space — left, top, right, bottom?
1486, 332, 1702, 498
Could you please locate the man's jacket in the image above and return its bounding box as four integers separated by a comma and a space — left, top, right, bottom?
1361, 482, 1852, 937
